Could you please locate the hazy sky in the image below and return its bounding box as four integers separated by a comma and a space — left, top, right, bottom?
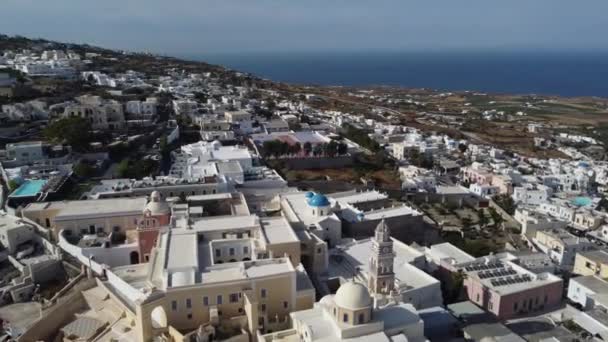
1, 0, 607, 55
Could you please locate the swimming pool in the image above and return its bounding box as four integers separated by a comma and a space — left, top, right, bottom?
572, 196, 592, 207
11, 179, 47, 197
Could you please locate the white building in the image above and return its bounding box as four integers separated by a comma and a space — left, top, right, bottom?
126, 98, 158, 119
568, 275, 608, 310
62, 95, 125, 130
260, 281, 427, 342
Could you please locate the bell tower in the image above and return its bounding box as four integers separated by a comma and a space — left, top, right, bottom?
368, 218, 395, 295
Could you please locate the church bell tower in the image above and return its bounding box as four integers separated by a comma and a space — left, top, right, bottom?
368, 218, 395, 295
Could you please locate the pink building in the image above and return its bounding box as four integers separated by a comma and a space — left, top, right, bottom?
136, 191, 171, 263
461, 166, 494, 185
445, 256, 563, 320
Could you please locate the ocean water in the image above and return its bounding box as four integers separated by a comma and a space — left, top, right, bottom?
190, 50, 608, 97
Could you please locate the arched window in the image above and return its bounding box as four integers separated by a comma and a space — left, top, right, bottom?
358, 313, 364, 324
343, 313, 348, 323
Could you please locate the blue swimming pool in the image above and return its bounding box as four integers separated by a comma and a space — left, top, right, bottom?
572, 196, 592, 207
11, 179, 47, 197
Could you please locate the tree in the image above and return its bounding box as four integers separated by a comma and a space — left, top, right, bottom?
159, 134, 169, 154
342, 124, 381, 152
117, 158, 158, 179
313, 144, 323, 156
325, 141, 339, 157
494, 194, 516, 215
303, 142, 313, 156
116, 159, 131, 178
73, 161, 95, 178
337, 142, 348, 155
44, 117, 92, 152
458, 143, 468, 154
7, 179, 18, 191
478, 209, 488, 227
290, 142, 302, 156
489, 207, 504, 228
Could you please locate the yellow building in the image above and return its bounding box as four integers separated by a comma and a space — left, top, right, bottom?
22, 197, 147, 239
103, 213, 315, 341
574, 250, 608, 278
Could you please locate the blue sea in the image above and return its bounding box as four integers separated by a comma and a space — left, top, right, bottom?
189, 50, 608, 98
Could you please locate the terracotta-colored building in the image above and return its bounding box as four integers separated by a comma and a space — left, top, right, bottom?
136, 191, 171, 263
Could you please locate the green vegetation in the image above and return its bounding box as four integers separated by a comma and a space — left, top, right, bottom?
44, 117, 92, 152
493, 194, 516, 215
116, 158, 158, 179
341, 124, 381, 152
442, 270, 467, 304
73, 161, 95, 178
488, 207, 504, 228
443, 232, 499, 257
7, 179, 18, 191
262, 140, 347, 158
407, 149, 434, 169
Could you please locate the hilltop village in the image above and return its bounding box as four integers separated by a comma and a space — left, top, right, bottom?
1, 35, 608, 341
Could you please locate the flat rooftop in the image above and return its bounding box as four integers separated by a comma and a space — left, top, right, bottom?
54, 198, 147, 220
330, 190, 388, 204
460, 257, 562, 295
428, 242, 476, 264
184, 215, 259, 234
578, 249, 608, 265
329, 238, 438, 290
572, 275, 608, 294
260, 217, 299, 245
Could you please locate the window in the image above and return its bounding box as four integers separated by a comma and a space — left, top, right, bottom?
217, 295, 223, 305
113, 226, 120, 232
243, 246, 249, 254
186, 298, 191, 309
172, 300, 177, 311
343, 314, 348, 323
203, 296, 209, 306
333, 308, 336, 316
358, 313, 365, 324
215, 249, 221, 257
261, 304, 266, 312
229, 248, 235, 256
544, 295, 548, 304
187, 313, 192, 320
261, 289, 267, 298
476, 294, 480, 302
283, 301, 288, 309
514, 302, 518, 311
230, 293, 239, 303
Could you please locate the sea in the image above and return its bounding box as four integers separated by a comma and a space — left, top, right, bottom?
187, 50, 608, 98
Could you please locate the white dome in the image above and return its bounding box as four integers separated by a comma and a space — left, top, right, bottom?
334, 281, 372, 310
144, 191, 170, 215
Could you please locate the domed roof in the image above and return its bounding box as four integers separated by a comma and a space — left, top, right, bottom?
308, 193, 330, 207
334, 281, 372, 310
144, 191, 170, 215
305, 191, 315, 199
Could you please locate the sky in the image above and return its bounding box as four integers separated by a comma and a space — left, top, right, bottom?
1, 0, 607, 55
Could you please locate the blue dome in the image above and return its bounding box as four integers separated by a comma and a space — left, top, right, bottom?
305, 191, 315, 199
308, 193, 330, 207
578, 162, 590, 168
